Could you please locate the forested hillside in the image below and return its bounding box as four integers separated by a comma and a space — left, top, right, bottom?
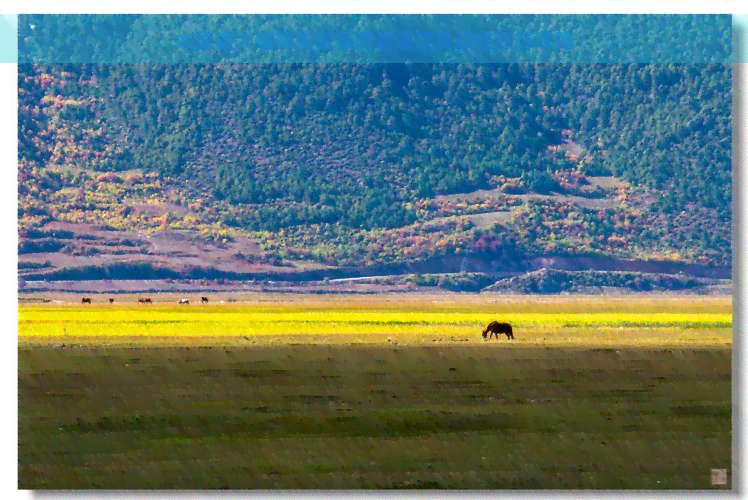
17, 15, 732, 282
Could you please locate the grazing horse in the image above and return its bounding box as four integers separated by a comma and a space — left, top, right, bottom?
138, 298, 145, 304
109, 298, 114, 304
82, 297, 92, 304
482, 321, 514, 340
179, 298, 189, 305
201, 297, 209, 303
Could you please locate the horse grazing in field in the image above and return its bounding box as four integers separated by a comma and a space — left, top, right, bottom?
201, 297, 209, 303
482, 321, 514, 340
179, 298, 190, 305
109, 298, 114, 304
82, 297, 92, 304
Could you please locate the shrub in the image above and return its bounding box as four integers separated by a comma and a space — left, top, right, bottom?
97, 172, 122, 184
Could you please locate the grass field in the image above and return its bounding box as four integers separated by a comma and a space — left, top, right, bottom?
18, 295, 732, 489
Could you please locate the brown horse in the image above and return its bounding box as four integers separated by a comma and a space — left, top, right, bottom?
201, 297, 209, 303
82, 297, 92, 304
482, 321, 514, 340
109, 298, 114, 304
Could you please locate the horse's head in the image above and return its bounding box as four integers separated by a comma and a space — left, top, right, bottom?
482, 329, 488, 339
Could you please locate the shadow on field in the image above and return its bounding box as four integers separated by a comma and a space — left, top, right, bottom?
19, 345, 731, 489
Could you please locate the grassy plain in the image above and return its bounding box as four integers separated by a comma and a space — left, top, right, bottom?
18, 295, 732, 489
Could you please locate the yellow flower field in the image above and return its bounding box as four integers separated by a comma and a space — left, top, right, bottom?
19, 296, 732, 489
18, 297, 732, 348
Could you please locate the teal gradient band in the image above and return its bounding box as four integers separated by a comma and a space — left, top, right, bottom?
733, 15, 748, 63
17, 14, 732, 64
0, 15, 17, 64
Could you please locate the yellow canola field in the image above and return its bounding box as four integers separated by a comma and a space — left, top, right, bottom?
18, 304, 732, 348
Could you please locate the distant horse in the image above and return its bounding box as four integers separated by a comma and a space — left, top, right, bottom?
201, 297, 209, 303
482, 321, 514, 340
179, 298, 190, 305
109, 298, 114, 304
139, 298, 152, 304
82, 297, 92, 304
138, 298, 146, 304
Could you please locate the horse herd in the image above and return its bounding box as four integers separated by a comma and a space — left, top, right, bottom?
81, 296, 210, 305
78, 298, 515, 340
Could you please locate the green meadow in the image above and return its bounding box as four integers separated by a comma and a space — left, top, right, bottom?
18, 295, 732, 489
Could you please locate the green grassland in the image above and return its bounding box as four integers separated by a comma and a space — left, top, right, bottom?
18, 296, 732, 489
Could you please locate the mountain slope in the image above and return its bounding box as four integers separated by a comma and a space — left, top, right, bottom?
18, 58, 731, 285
